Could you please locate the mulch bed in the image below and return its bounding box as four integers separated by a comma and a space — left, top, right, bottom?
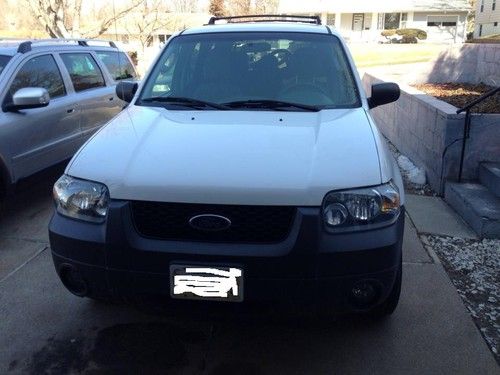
413, 83, 499, 114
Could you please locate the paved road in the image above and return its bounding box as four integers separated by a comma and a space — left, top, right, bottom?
0, 166, 498, 374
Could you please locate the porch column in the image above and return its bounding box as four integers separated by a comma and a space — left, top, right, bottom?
321, 12, 328, 26
371, 12, 378, 41
335, 12, 342, 29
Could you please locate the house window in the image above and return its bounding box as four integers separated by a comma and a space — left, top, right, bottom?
480, 0, 484, 12
384, 13, 401, 29
479, 24, 483, 36
495, 22, 498, 27
427, 15, 457, 27
326, 13, 336, 26
493, 0, 496, 10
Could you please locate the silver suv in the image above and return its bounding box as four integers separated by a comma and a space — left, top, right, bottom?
0, 39, 137, 202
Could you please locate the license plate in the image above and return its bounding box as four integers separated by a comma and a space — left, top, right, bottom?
170, 264, 243, 302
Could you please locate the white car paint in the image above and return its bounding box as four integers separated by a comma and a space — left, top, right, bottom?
65, 22, 405, 207
67, 105, 400, 206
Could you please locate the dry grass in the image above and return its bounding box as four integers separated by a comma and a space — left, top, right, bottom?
413, 83, 499, 113
349, 43, 448, 67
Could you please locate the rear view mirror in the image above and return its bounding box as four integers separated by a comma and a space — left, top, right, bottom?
116, 81, 138, 103
5, 87, 50, 111
368, 83, 400, 109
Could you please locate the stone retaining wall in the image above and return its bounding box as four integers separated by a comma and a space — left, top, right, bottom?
409, 44, 500, 86
363, 73, 500, 193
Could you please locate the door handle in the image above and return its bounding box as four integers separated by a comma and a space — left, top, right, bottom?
67, 108, 75, 113
108, 97, 114, 101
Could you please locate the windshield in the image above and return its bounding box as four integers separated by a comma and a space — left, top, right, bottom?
138, 32, 360, 110
0, 55, 11, 76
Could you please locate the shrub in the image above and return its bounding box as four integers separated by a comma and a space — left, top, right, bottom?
380, 28, 427, 41
381, 29, 397, 37
397, 28, 427, 40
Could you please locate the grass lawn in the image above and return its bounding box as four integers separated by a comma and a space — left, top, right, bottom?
349, 43, 448, 68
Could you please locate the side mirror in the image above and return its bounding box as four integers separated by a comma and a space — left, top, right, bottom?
5, 87, 50, 111
116, 81, 138, 103
368, 83, 400, 109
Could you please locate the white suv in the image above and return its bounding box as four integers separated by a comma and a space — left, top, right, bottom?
49, 15, 404, 316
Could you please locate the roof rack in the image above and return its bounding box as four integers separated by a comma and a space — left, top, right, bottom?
207, 14, 322, 25
16, 38, 117, 54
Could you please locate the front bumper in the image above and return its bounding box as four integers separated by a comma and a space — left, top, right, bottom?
49, 201, 404, 313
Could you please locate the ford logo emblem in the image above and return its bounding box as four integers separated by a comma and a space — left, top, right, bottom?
189, 214, 232, 232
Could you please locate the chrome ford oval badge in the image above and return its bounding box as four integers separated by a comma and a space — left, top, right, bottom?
189, 214, 232, 232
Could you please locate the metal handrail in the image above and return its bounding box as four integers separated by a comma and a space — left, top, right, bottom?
208, 14, 322, 25
455, 86, 499, 182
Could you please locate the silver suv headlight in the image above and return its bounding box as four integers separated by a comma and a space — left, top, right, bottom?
322, 181, 400, 232
53, 175, 109, 223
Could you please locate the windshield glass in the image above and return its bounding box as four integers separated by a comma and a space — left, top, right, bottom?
138, 32, 360, 110
0, 55, 12, 76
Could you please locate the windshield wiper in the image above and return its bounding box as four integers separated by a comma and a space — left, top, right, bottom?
140, 96, 229, 110
222, 99, 319, 112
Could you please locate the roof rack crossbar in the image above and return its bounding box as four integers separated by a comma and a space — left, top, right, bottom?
207, 14, 322, 25
16, 38, 117, 53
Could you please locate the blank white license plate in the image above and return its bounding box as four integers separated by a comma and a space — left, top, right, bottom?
170, 264, 244, 302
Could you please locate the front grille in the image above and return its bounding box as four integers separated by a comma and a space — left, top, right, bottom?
130, 201, 296, 243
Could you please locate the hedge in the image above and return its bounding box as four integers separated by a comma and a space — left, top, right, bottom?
381, 28, 427, 40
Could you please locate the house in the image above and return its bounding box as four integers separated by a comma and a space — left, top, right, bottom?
278, 0, 471, 43
474, 0, 500, 37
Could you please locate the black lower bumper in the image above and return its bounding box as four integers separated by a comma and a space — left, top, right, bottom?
49, 202, 404, 313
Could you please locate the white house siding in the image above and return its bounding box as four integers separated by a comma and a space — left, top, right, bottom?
474, 0, 500, 37
277, 0, 470, 43
412, 12, 467, 43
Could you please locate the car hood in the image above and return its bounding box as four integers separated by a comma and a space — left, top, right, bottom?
68, 105, 382, 206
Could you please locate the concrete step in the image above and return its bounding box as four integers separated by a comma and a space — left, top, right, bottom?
445, 182, 500, 239
479, 162, 500, 198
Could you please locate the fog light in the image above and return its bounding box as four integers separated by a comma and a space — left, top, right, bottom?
59, 264, 88, 297
351, 281, 378, 308
323, 203, 348, 226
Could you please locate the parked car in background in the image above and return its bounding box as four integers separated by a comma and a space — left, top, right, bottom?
0, 39, 137, 206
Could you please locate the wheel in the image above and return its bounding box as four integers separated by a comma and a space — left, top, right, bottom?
369, 259, 402, 318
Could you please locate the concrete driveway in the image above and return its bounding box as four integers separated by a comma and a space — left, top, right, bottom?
0, 166, 497, 374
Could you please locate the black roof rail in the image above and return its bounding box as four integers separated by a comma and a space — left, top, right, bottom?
207, 14, 322, 25
16, 38, 118, 53
17, 41, 32, 53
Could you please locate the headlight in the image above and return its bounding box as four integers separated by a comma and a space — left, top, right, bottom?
53, 175, 109, 223
322, 181, 400, 232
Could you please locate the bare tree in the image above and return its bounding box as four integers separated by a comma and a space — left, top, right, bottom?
171, 0, 197, 13
25, 0, 144, 38
208, 0, 225, 17
254, 0, 278, 14
125, 0, 171, 52
225, 0, 251, 16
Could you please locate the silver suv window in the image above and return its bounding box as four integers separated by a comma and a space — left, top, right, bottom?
60, 53, 105, 92
139, 32, 360, 109
95, 51, 136, 81
0, 54, 11, 75
9, 54, 66, 99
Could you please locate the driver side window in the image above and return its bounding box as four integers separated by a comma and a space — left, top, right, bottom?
9, 54, 66, 99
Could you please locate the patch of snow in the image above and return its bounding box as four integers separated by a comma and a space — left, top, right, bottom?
397, 155, 426, 185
